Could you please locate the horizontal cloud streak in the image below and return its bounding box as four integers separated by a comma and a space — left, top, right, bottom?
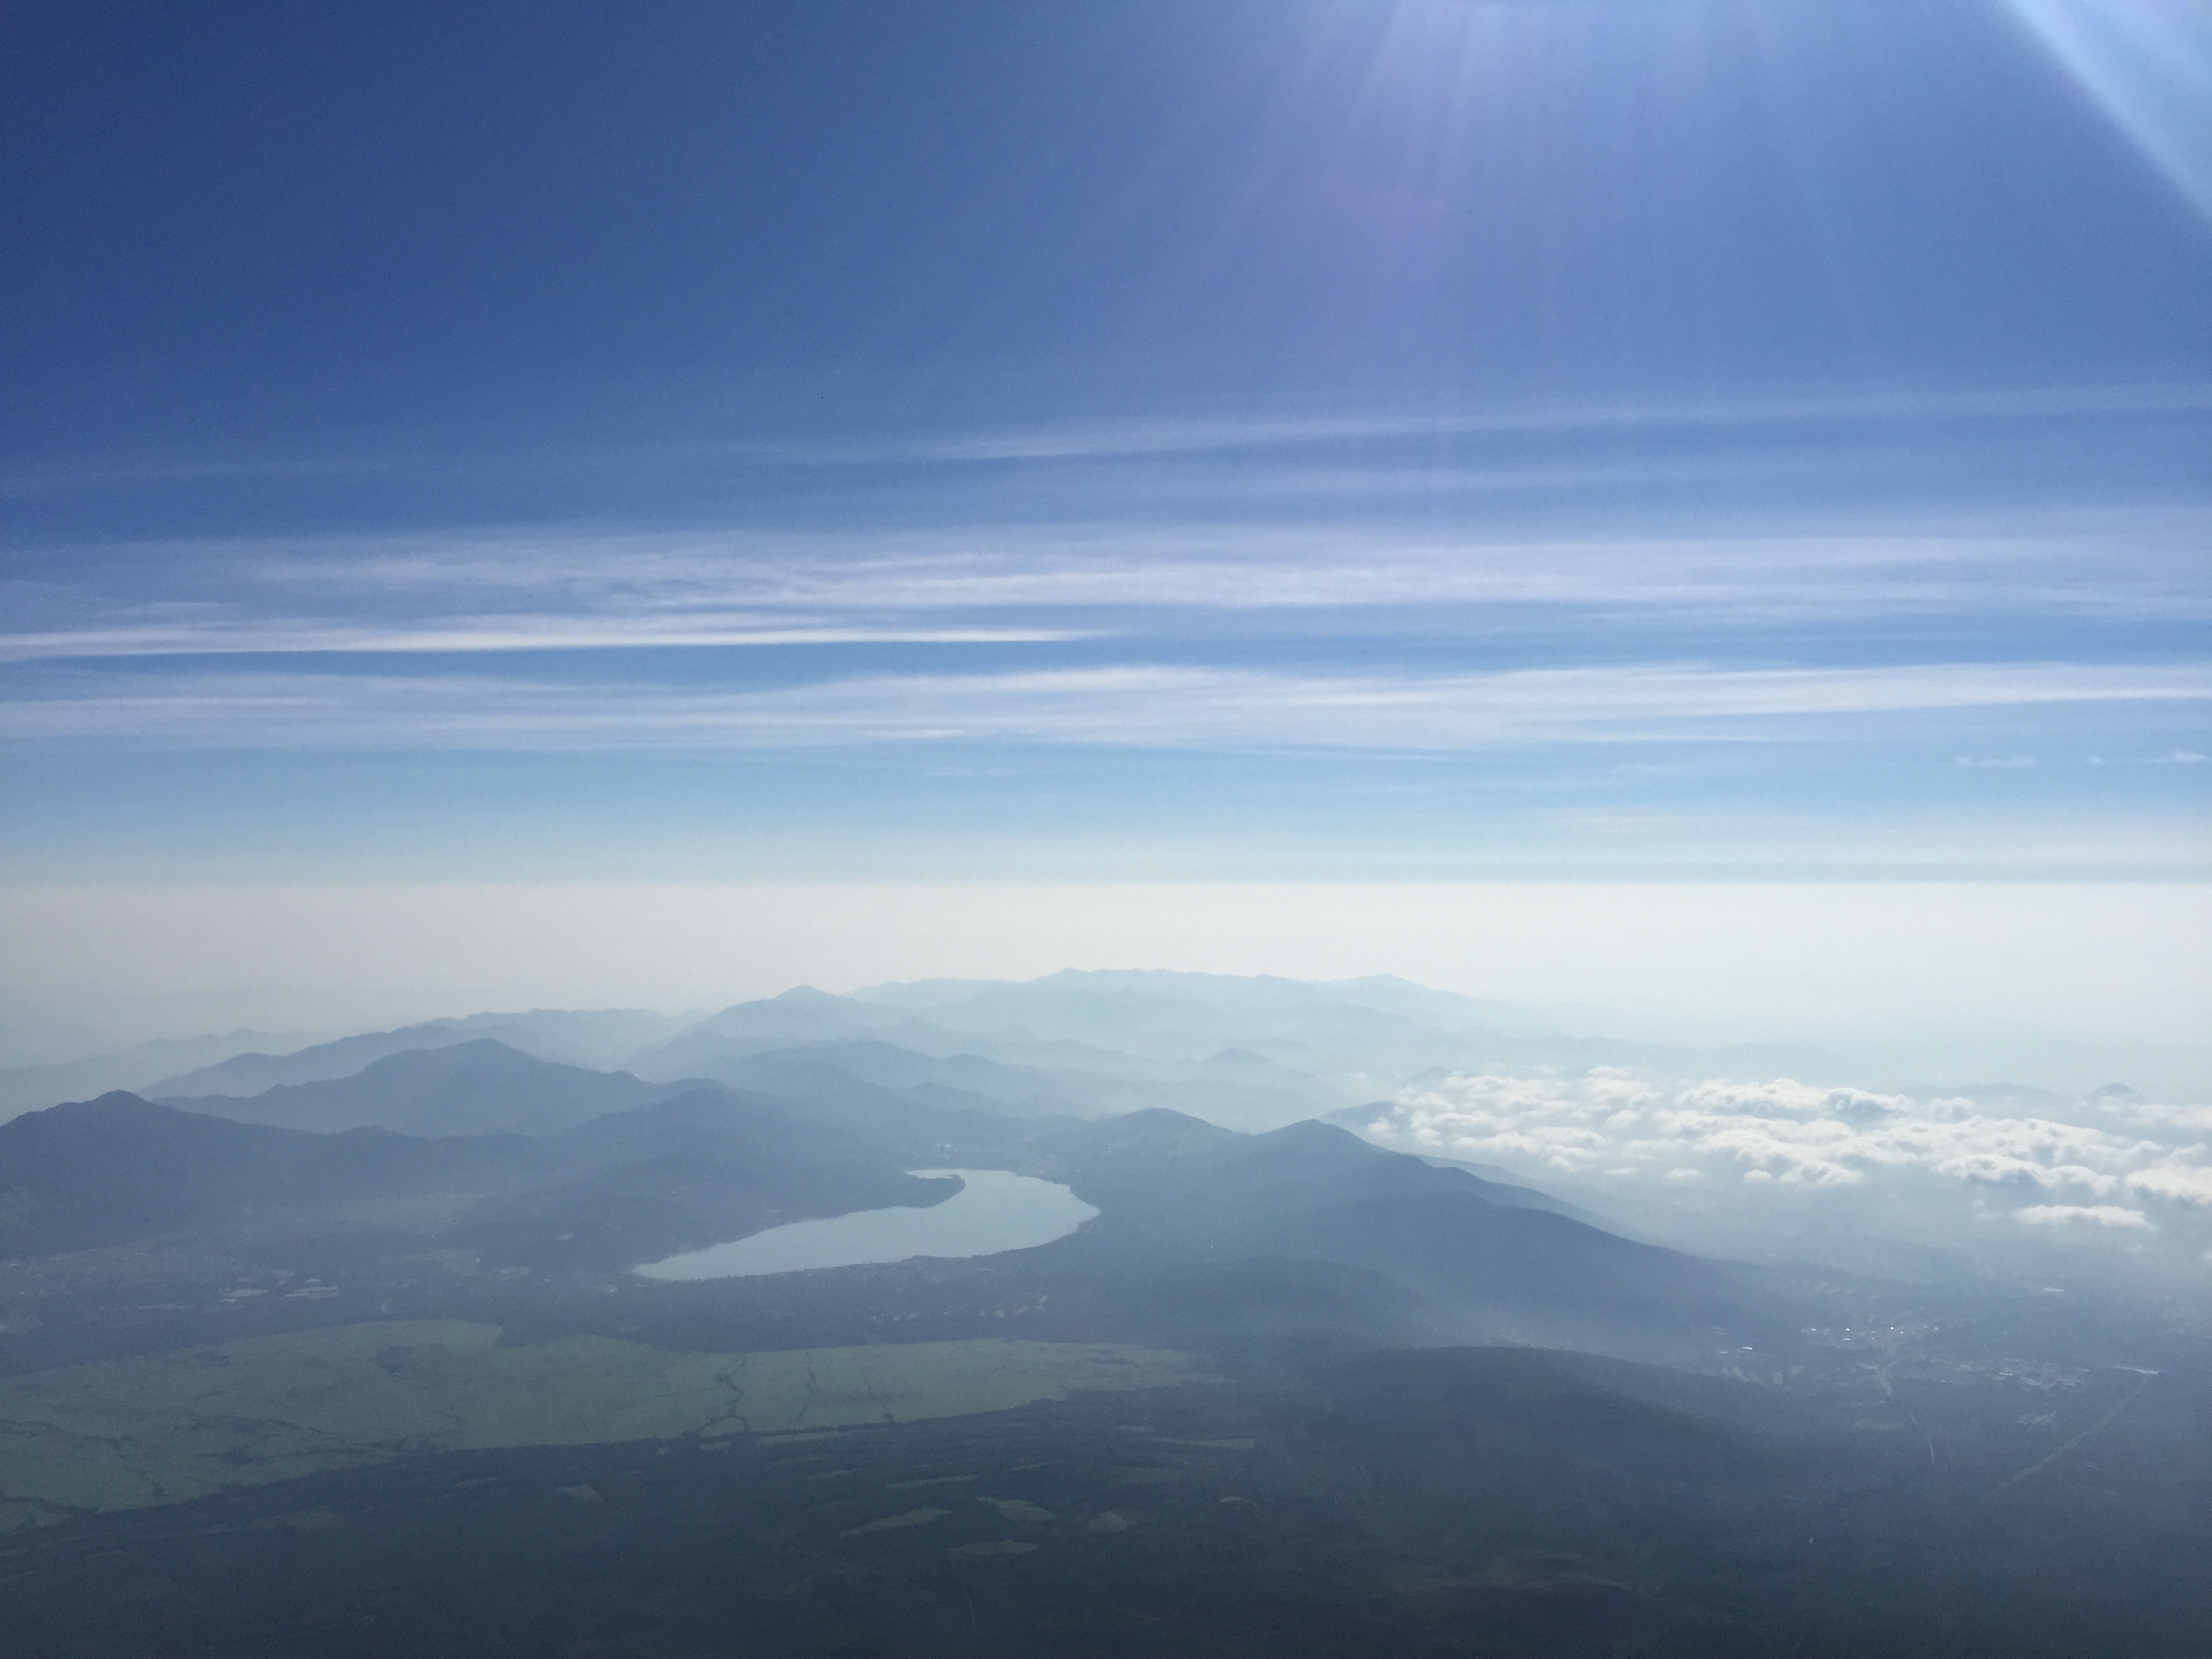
739, 382, 2212, 465
5, 660, 2205, 752
5, 506, 2207, 662
8, 382, 2205, 495
0, 621, 1085, 660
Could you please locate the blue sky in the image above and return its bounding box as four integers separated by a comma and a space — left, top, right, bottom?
3, 0, 2207, 897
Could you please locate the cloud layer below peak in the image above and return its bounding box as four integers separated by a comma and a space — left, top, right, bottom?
1354, 1068, 2212, 1282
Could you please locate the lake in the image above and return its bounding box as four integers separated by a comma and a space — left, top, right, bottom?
632, 1169, 1099, 1282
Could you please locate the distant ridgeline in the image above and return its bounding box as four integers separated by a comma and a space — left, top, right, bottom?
7, 973, 1653, 1130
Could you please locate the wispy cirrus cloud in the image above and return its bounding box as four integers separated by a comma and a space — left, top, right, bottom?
7, 381, 2204, 493
5, 506, 2207, 662
737, 381, 2212, 465
0, 619, 1084, 661
5, 659, 2205, 751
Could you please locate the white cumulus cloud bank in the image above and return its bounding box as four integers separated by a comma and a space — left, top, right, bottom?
2014, 1204, 2155, 1230
1358, 1070, 2212, 1246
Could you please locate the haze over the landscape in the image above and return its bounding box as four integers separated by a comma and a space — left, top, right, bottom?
2, 3, 2208, 1656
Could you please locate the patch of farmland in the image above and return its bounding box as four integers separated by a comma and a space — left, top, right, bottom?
0, 1321, 1210, 1525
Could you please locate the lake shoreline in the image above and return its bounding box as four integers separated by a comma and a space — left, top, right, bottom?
633, 1169, 1100, 1282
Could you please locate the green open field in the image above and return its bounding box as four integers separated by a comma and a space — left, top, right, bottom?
0, 1322, 1209, 1526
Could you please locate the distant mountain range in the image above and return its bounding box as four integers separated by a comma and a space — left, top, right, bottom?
14, 973, 2209, 1142
14, 972, 2202, 1324
160, 1040, 695, 1137
143, 1008, 689, 1099
615, 978, 1597, 1130
1, 1040, 1790, 1366
0, 1029, 325, 1117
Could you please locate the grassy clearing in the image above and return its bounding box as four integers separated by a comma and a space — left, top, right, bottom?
0, 1322, 1208, 1525
842, 1507, 949, 1536
978, 1495, 1056, 1523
